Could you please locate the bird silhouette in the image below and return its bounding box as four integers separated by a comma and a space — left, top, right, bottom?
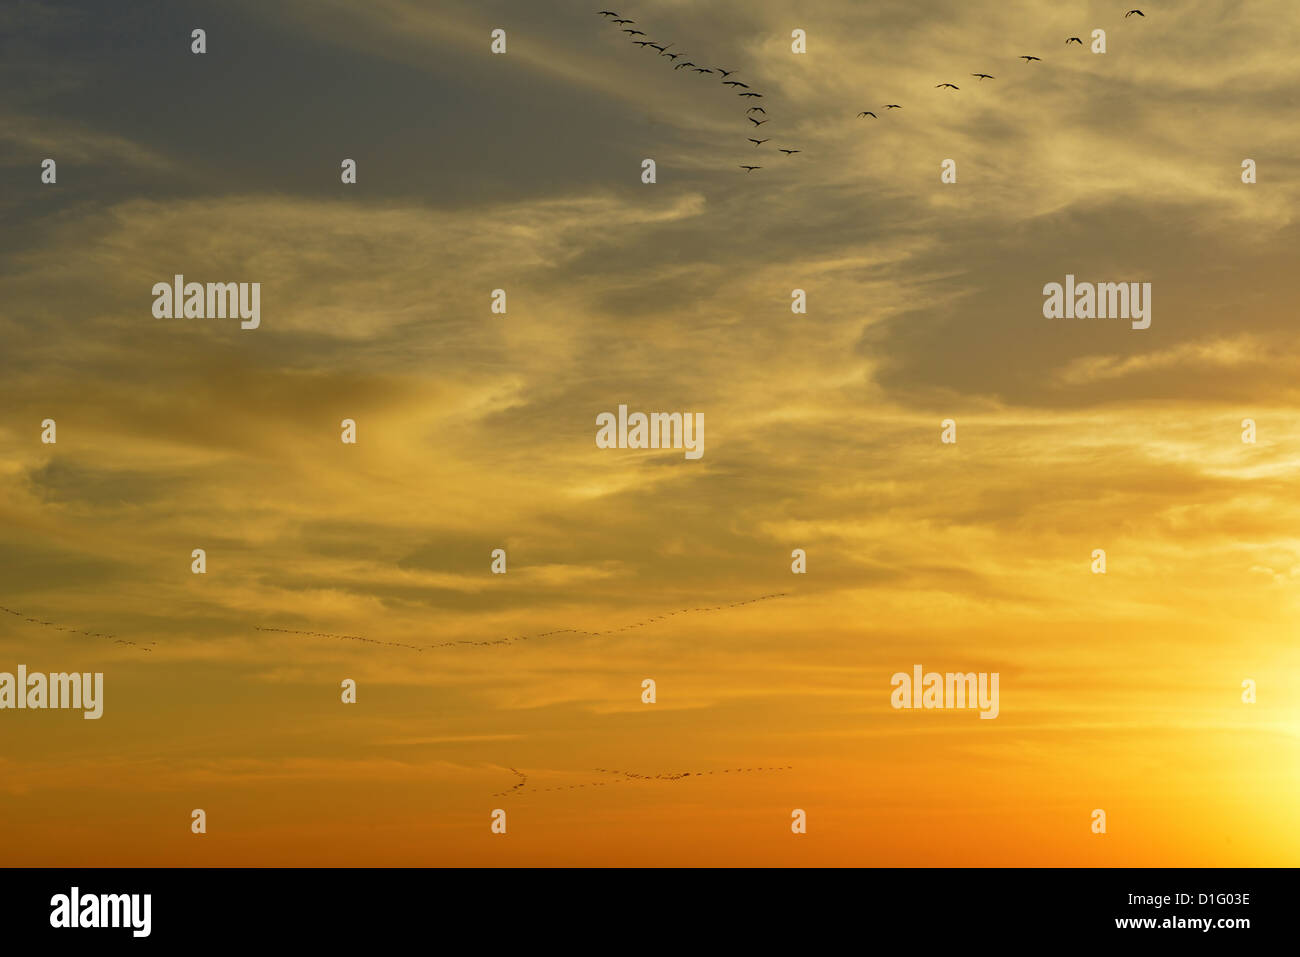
738, 92, 763, 98
857, 110, 877, 117
971, 73, 994, 80
723, 80, 749, 88
748, 138, 769, 146
661, 52, 681, 59
612, 19, 634, 25
673, 61, 695, 70
597, 10, 618, 17
884, 104, 902, 109
1020, 55, 1041, 62
1066, 37, 1083, 44
936, 82, 959, 89
623, 29, 645, 36
1125, 9, 1144, 17
746, 106, 766, 114
633, 40, 653, 47
716, 69, 736, 78
747, 116, 768, 126
739, 165, 761, 172
693, 67, 714, 74
778, 148, 801, 154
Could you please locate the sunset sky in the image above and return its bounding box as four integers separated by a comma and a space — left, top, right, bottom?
1, 0, 1298, 866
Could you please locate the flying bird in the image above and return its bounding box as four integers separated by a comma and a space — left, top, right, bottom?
717, 69, 737, 78
739, 165, 762, 172
971, 73, 994, 80
1020, 55, 1041, 62
673, 61, 695, 69
723, 81, 749, 88
748, 138, 769, 146
661, 52, 681, 59
778, 149, 801, 154
1066, 37, 1083, 44
857, 110, 876, 117
1125, 9, 1144, 17
623, 29, 645, 36
612, 19, 634, 25
693, 67, 714, 73
633, 40, 653, 47
597, 10, 618, 17
748, 116, 768, 126
738, 92, 763, 97
936, 82, 959, 89
746, 106, 766, 114
884, 104, 902, 109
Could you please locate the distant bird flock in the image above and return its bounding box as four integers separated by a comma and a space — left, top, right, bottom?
854, 9, 1143, 121
596, 9, 799, 173
493, 764, 795, 797
254, 592, 789, 652
599, 8, 1147, 170
0, 603, 153, 652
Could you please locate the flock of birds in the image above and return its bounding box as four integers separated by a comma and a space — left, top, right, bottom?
2, 591, 788, 657
868, 9, 1147, 105
255, 592, 788, 652
600, 7, 1149, 170
596, 10, 798, 172
0, 599, 798, 802
0, 603, 154, 651
493, 764, 794, 797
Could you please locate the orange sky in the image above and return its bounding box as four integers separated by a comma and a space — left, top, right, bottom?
2, 0, 1298, 866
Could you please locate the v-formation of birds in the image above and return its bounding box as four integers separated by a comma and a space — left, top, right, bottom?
859, 11, 1143, 113
597, 10, 796, 173
600, 7, 1147, 169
